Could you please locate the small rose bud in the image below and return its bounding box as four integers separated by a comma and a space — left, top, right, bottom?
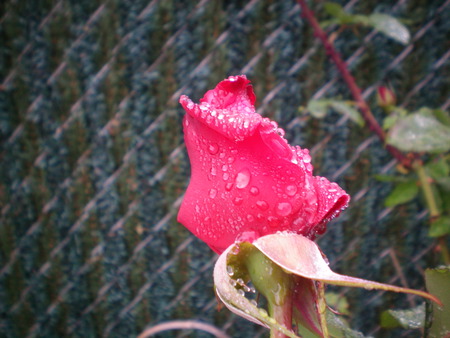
377, 86, 396, 108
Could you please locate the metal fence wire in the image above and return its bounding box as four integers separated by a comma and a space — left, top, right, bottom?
1, 0, 449, 337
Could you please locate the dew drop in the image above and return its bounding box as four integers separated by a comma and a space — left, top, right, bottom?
250, 186, 259, 196
276, 202, 292, 216
229, 279, 237, 287
285, 185, 297, 196
246, 214, 255, 222
210, 167, 217, 176
250, 300, 257, 306
227, 157, 235, 164
186, 101, 194, 109
209, 188, 217, 199
236, 278, 244, 285
236, 169, 251, 189
227, 266, 234, 276
268, 216, 279, 227
222, 164, 228, 171
223, 172, 230, 181
303, 152, 311, 163
208, 143, 219, 155
238, 289, 245, 297
225, 182, 233, 191
233, 197, 244, 205
256, 200, 269, 210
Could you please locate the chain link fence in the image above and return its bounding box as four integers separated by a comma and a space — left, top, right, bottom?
1, 0, 449, 337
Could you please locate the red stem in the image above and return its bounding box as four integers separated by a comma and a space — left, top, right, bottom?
297, 0, 412, 168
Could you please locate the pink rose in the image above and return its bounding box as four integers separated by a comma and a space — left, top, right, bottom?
178, 75, 350, 253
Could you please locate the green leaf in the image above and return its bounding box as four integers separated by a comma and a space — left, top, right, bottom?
436, 177, 450, 191
323, 2, 345, 18
374, 174, 410, 183
384, 181, 419, 207
431, 109, 450, 127
380, 303, 425, 329
369, 13, 410, 44
425, 267, 450, 337
306, 99, 330, 118
426, 158, 450, 180
306, 99, 364, 126
429, 216, 450, 237
329, 101, 364, 126
382, 114, 399, 130
326, 310, 366, 338
386, 112, 450, 153
325, 292, 350, 315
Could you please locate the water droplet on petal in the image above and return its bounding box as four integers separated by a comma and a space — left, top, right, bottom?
227, 266, 234, 276
268, 216, 279, 227
223, 172, 230, 181
276, 202, 292, 216
235, 169, 251, 189
222, 164, 228, 171
209, 188, 217, 199
250, 186, 259, 196
246, 214, 255, 222
208, 143, 219, 155
285, 185, 297, 196
233, 197, 244, 205
225, 182, 233, 191
256, 200, 269, 210
227, 157, 235, 164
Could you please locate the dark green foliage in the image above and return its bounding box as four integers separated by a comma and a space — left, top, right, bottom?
0, 0, 449, 337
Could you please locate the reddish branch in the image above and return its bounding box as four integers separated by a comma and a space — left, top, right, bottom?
297, 0, 412, 168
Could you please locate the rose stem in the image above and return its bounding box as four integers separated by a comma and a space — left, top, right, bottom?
296, 0, 412, 169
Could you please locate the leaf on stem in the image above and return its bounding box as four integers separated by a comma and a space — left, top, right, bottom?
306, 99, 363, 126
384, 181, 419, 207
386, 112, 450, 153
380, 303, 425, 329
369, 14, 410, 45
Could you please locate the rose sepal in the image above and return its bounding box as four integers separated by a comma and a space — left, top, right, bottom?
214, 232, 442, 337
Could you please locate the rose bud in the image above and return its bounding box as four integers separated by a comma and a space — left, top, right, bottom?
377, 86, 396, 108
178, 75, 350, 253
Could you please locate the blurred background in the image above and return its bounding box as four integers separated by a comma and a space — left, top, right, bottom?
1, 0, 449, 337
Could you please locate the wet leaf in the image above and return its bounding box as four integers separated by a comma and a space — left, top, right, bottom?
326, 311, 366, 338
306, 99, 329, 118
329, 101, 364, 126
384, 181, 419, 207
429, 216, 450, 237
425, 267, 450, 337
306, 99, 363, 125
369, 14, 410, 44
380, 303, 425, 329
386, 112, 450, 153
